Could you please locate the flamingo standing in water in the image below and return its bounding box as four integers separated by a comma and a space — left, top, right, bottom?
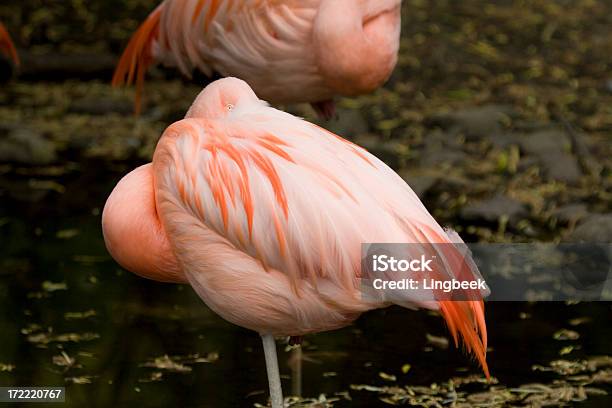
0, 23, 19, 66
102, 78, 489, 407
112, 0, 402, 117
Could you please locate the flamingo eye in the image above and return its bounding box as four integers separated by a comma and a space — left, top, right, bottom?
226, 103, 234, 111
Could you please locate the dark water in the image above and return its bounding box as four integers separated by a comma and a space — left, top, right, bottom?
0, 163, 610, 407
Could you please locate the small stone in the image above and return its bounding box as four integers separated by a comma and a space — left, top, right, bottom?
518, 130, 582, 183
427, 105, 515, 140
519, 130, 569, 154
421, 149, 467, 166
566, 214, 612, 242
551, 204, 589, 224
461, 194, 528, 224
423, 130, 464, 150
542, 152, 582, 184
517, 156, 540, 172
0, 127, 57, 165
490, 133, 522, 149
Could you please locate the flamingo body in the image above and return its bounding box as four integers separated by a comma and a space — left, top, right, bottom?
112, 0, 402, 113
103, 78, 490, 381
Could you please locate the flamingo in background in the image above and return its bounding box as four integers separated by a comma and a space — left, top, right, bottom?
112, 0, 402, 117
102, 78, 489, 408
0, 23, 19, 67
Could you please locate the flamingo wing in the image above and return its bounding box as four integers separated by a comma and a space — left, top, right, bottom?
113, 0, 317, 113
153, 110, 429, 292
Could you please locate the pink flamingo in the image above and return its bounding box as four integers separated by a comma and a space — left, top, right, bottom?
0, 23, 19, 67
112, 0, 402, 117
102, 78, 489, 407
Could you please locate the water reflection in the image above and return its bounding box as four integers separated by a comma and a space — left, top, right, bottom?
0, 164, 610, 407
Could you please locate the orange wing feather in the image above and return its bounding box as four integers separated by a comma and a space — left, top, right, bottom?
419, 224, 490, 379
0, 23, 19, 67
440, 300, 489, 379
112, 7, 162, 115
112, 1, 232, 115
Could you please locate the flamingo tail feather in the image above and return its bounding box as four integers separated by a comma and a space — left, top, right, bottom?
0, 23, 19, 66
112, 7, 162, 115
418, 224, 490, 379
439, 299, 490, 379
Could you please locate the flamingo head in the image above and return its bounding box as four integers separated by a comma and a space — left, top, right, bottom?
185, 77, 261, 120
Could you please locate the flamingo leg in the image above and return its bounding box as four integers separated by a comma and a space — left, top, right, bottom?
261, 333, 284, 408
290, 346, 302, 397
310, 100, 337, 120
